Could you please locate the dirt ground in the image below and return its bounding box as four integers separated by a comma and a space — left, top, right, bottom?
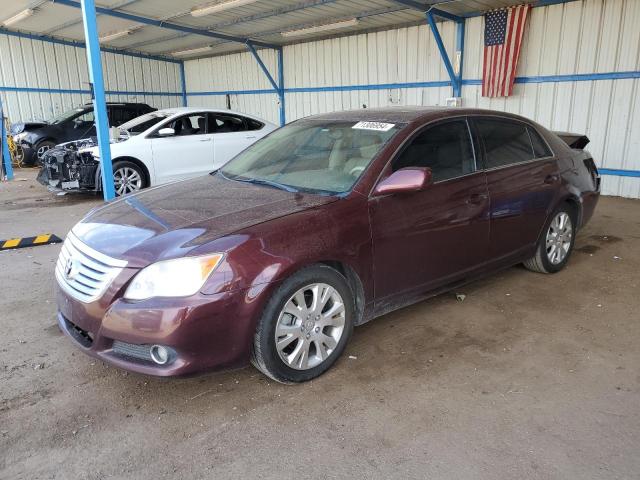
1, 169, 639, 480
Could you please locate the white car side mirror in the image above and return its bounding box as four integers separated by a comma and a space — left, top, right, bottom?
157, 127, 175, 137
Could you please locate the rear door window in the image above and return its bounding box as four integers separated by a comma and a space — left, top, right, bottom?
392, 120, 476, 182
475, 118, 535, 169
528, 127, 553, 158
208, 113, 247, 133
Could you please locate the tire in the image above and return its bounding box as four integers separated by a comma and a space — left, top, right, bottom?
33, 140, 56, 165
251, 265, 355, 383
524, 203, 576, 274
112, 160, 146, 196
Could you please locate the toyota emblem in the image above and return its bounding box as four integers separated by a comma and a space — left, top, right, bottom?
65, 257, 79, 281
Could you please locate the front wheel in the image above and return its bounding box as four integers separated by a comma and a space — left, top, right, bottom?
113, 160, 145, 196
524, 204, 576, 273
34, 140, 56, 164
251, 265, 354, 383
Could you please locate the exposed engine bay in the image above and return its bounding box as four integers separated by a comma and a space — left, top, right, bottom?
37, 138, 101, 193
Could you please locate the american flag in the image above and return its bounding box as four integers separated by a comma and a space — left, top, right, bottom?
482, 4, 530, 97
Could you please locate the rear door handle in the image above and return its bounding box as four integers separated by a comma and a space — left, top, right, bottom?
199, 138, 212, 142
245, 135, 257, 139
544, 174, 560, 184
466, 193, 487, 205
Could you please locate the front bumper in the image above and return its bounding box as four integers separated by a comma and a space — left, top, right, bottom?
56, 280, 268, 376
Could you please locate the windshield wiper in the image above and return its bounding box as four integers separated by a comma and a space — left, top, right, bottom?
219, 172, 298, 193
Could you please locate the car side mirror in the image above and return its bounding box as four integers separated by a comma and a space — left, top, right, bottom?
373, 167, 432, 196
157, 127, 175, 137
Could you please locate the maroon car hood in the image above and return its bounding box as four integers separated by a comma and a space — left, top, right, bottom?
73, 174, 337, 267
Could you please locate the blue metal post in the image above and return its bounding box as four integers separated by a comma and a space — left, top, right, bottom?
277, 47, 286, 126
426, 11, 459, 97
0, 96, 14, 180
180, 61, 188, 107
246, 42, 286, 127
455, 19, 465, 98
80, 0, 115, 200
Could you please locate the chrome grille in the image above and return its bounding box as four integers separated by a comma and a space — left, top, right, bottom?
55, 231, 127, 303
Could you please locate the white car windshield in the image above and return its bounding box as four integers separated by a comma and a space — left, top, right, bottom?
220, 120, 403, 194
120, 112, 172, 135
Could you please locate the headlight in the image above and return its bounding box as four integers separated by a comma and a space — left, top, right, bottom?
124, 253, 224, 300
13, 132, 28, 142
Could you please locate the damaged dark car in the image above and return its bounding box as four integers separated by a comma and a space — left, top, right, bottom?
37, 138, 103, 193
11, 102, 154, 165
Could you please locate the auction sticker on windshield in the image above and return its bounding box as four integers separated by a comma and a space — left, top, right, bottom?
352, 121, 395, 132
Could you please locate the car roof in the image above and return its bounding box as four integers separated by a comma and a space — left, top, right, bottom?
154, 106, 273, 124
299, 106, 537, 125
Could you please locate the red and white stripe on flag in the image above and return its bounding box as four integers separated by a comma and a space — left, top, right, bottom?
482, 4, 530, 98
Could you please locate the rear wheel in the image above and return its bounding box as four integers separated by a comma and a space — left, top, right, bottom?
251, 265, 354, 383
524, 204, 576, 273
113, 160, 145, 196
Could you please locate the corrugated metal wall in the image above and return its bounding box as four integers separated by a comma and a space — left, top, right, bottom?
0, 32, 183, 123
185, 0, 640, 198
185, 49, 281, 124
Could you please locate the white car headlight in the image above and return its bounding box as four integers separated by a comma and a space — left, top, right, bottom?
13, 132, 28, 142
124, 253, 224, 301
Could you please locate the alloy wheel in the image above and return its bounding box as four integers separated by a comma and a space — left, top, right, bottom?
274, 283, 346, 370
113, 167, 143, 195
546, 211, 573, 264
36, 144, 52, 158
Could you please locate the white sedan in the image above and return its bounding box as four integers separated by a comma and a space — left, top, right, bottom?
89, 107, 277, 195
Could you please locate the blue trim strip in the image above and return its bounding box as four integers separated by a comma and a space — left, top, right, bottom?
0, 86, 182, 96
286, 80, 452, 93
189, 88, 278, 96
0, 27, 180, 64
186, 71, 640, 97
599, 168, 640, 178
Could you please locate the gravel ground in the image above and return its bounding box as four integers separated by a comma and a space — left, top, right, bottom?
1, 170, 639, 479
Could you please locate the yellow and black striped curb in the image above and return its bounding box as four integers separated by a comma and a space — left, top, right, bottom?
1, 234, 63, 250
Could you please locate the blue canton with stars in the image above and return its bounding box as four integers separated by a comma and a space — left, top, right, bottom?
485, 9, 508, 46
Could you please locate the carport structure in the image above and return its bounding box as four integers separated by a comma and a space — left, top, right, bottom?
1, 0, 639, 199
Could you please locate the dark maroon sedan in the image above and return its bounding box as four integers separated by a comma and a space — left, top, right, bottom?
55, 107, 600, 383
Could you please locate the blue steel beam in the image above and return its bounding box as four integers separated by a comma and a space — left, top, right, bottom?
0, 27, 181, 64
179, 61, 188, 107
245, 42, 280, 93
425, 11, 459, 97
455, 18, 465, 97
277, 47, 286, 126
0, 96, 14, 181
52, 0, 278, 49
245, 42, 286, 126
80, 0, 115, 201
430, 8, 463, 23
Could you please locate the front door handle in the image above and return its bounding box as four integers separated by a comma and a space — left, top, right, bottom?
544, 174, 560, 184
199, 138, 212, 142
466, 193, 487, 205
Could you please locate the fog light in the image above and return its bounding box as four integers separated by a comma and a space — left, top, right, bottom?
150, 345, 170, 365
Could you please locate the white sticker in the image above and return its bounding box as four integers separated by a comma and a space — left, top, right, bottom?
352, 121, 395, 132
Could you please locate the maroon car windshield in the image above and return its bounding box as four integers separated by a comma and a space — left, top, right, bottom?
220, 120, 404, 194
